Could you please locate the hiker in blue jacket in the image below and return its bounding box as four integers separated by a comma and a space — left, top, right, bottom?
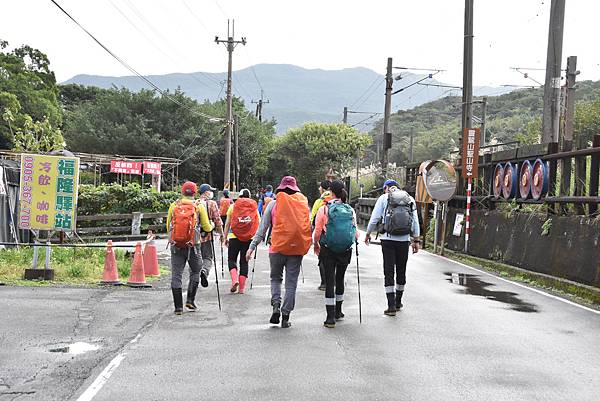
365, 180, 420, 316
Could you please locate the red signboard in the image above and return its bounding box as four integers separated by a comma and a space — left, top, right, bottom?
110, 160, 142, 175
461, 128, 481, 179
143, 161, 161, 176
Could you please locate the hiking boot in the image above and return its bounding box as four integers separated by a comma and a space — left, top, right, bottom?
395, 290, 404, 311
335, 301, 345, 320
281, 313, 291, 328
384, 292, 396, 316
172, 288, 183, 315
230, 268, 239, 293
270, 302, 281, 324
185, 281, 198, 312
238, 275, 247, 294
324, 305, 336, 328
200, 271, 209, 288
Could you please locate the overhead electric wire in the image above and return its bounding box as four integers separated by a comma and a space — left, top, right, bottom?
49, 0, 222, 126
350, 113, 379, 128
353, 79, 385, 111
350, 74, 382, 109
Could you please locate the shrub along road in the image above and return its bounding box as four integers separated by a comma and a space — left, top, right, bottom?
1, 240, 599, 401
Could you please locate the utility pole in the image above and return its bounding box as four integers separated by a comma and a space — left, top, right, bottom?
480, 96, 487, 145
461, 0, 474, 135
382, 57, 393, 180
234, 114, 240, 191
215, 20, 246, 190
563, 56, 578, 149
251, 90, 269, 122
542, 0, 565, 143
343, 107, 348, 124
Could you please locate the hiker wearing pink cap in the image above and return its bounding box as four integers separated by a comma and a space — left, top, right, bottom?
246, 176, 312, 328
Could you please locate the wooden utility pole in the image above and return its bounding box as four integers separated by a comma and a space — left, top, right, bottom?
215, 20, 246, 190
542, 0, 565, 143
560, 56, 578, 202
382, 57, 393, 180
461, 0, 474, 135
480, 96, 487, 146
252, 90, 269, 122
343, 107, 348, 124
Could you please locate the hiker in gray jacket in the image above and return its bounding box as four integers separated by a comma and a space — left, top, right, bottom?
365, 180, 420, 316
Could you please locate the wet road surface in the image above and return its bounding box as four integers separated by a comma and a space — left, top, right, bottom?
1, 238, 599, 400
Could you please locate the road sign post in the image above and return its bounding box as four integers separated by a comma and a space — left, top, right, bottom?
461, 128, 481, 253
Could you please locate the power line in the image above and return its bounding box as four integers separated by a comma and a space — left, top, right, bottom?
49, 0, 222, 123
353, 78, 385, 111
349, 74, 382, 109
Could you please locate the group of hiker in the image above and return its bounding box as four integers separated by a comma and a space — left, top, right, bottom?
166, 175, 420, 328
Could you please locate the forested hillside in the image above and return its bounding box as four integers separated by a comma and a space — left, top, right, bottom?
366, 80, 600, 165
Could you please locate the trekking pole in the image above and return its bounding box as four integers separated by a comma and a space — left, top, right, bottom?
250, 246, 258, 290
355, 241, 362, 324
300, 262, 305, 284
220, 237, 224, 278
210, 238, 222, 311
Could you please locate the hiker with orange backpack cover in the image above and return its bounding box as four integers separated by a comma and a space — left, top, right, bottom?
166, 182, 213, 315
246, 176, 312, 328
222, 189, 260, 294
197, 184, 224, 287
219, 189, 233, 226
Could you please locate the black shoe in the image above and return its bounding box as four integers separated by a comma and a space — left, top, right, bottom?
172, 288, 183, 315
324, 305, 335, 328
281, 313, 291, 328
385, 292, 396, 316
185, 281, 199, 312
270, 302, 281, 324
335, 301, 345, 320
200, 272, 209, 288
395, 290, 404, 311
318, 283, 326, 291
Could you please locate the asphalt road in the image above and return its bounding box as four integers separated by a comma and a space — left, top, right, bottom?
1, 238, 599, 401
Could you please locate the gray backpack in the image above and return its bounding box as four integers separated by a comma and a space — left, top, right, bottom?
379, 190, 414, 236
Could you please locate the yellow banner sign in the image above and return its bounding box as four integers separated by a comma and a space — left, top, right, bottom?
19, 154, 80, 231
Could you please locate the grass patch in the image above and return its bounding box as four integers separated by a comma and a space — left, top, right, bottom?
440, 249, 600, 308
0, 246, 166, 286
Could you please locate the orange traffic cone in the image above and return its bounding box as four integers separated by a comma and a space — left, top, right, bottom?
127, 242, 151, 288
101, 240, 121, 285
143, 241, 160, 277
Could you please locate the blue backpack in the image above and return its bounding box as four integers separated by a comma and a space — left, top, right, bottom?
320, 203, 356, 253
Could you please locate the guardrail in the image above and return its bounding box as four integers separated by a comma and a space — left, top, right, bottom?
76, 212, 167, 236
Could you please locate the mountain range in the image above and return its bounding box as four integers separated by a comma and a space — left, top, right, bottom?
64, 64, 515, 133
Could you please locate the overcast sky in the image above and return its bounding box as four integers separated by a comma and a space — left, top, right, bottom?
3, 0, 600, 89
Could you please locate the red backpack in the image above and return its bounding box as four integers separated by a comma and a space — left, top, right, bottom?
170, 200, 197, 248
231, 198, 259, 242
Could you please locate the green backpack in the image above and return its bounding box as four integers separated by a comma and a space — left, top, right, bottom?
320, 203, 356, 253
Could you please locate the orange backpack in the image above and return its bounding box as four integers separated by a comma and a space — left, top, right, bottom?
264, 196, 274, 208
231, 198, 259, 242
271, 192, 312, 256
170, 200, 197, 248
219, 198, 231, 216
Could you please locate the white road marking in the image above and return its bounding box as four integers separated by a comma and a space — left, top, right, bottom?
425, 251, 600, 315
76, 332, 143, 401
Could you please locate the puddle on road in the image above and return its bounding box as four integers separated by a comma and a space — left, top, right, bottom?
48, 342, 100, 355
445, 272, 538, 313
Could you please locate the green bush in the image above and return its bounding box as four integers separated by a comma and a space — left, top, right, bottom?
77, 183, 179, 215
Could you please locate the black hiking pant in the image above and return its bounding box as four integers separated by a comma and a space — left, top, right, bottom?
321, 246, 352, 304
227, 238, 251, 277
381, 240, 409, 295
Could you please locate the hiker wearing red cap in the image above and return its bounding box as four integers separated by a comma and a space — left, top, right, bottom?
167, 181, 213, 315
222, 189, 260, 294
246, 176, 312, 328
197, 183, 223, 288
365, 179, 420, 316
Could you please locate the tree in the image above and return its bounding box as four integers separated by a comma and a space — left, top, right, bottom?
271, 122, 371, 200
0, 41, 64, 151
574, 97, 600, 146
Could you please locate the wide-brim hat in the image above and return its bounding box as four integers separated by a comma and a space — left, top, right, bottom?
276, 176, 300, 193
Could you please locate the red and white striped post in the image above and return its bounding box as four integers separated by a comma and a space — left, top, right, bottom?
464, 177, 472, 253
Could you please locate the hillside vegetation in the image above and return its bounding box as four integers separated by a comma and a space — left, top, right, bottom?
366, 80, 600, 165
